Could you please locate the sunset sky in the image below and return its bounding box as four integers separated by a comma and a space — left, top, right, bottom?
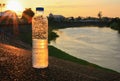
1, 0, 120, 17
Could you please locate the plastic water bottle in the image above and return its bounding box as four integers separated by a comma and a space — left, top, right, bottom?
32, 7, 48, 68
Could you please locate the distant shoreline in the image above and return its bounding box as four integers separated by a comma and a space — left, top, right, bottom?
49, 21, 109, 29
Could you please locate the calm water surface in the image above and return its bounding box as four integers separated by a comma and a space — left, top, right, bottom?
50, 27, 120, 72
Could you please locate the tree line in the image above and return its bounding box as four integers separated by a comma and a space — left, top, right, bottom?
48, 12, 120, 33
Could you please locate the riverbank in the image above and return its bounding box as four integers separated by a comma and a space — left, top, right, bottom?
50, 27, 120, 72
49, 45, 119, 73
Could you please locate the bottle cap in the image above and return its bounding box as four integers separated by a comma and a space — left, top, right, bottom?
36, 7, 44, 11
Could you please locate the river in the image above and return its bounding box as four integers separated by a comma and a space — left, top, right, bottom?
50, 27, 120, 72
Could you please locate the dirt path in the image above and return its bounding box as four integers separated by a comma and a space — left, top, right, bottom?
0, 43, 120, 81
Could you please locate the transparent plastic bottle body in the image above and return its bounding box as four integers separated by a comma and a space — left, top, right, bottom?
32, 15, 48, 39
32, 10, 48, 68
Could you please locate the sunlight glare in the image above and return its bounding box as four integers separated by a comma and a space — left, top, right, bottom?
6, 1, 23, 12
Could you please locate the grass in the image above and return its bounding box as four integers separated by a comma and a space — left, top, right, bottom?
48, 45, 119, 73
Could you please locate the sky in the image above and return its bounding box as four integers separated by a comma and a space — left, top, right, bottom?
0, 0, 120, 17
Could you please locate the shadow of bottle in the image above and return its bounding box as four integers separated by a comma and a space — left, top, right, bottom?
33, 68, 49, 81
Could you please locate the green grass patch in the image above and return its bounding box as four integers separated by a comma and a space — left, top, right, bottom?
49, 45, 119, 73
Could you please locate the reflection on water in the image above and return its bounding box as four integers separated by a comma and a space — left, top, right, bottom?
50, 27, 120, 72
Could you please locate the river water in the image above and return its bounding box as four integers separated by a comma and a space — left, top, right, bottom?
50, 27, 120, 72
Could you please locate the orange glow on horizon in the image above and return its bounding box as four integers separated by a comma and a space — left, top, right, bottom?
1, 0, 120, 17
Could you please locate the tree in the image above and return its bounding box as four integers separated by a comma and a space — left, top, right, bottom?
98, 11, 102, 19
48, 13, 55, 22
76, 16, 82, 20
0, 10, 19, 36
21, 8, 35, 24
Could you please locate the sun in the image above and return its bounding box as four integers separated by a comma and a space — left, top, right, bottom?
6, 1, 23, 12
